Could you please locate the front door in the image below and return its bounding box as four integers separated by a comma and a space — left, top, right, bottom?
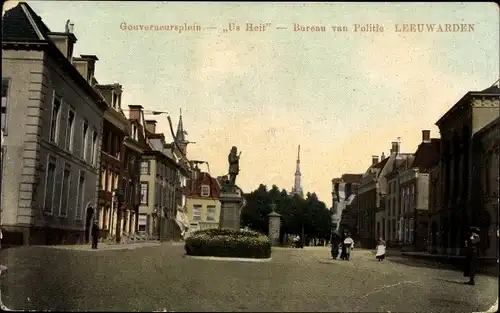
85, 207, 94, 243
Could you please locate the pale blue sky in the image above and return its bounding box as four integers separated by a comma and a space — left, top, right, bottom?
5, 1, 499, 206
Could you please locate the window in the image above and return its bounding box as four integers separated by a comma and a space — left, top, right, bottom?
192, 205, 202, 221
75, 171, 85, 219
106, 169, 112, 192
201, 184, 210, 197
1, 78, 9, 133
207, 205, 216, 221
44, 155, 57, 214
50, 93, 62, 143
132, 124, 138, 140
82, 120, 89, 160
98, 168, 104, 190
60, 163, 71, 217
112, 91, 118, 109
91, 130, 98, 165
141, 161, 150, 174
65, 109, 75, 151
140, 182, 149, 205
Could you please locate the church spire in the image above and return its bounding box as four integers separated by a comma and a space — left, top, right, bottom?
175, 108, 188, 157
291, 145, 303, 198
175, 108, 186, 143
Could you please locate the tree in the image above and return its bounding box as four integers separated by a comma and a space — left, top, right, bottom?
240, 184, 332, 243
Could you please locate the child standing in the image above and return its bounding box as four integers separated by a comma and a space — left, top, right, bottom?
376, 237, 386, 262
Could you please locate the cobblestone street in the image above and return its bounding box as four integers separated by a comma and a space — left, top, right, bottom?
1, 245, 497, 312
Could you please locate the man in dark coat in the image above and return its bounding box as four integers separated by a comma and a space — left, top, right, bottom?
331, 233, 340, 259
91, 222, 100, 249
340, 232, 348, 260
463, 227, 480, 285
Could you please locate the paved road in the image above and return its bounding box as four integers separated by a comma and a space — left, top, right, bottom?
1, 244, 497, 312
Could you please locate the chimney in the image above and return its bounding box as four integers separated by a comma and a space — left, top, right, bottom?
390, 141, 400, 155
145, 120, 157, 134
95, 84, 123, 110
372, 155, 379, 165
47, 21, 77, 61
381, 152, 386, 160
128, 105, 143, 121
422, 130, 431, 143
73, 55, 99, 84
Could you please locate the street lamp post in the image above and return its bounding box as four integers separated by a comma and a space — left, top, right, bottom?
114, 189, 124, 244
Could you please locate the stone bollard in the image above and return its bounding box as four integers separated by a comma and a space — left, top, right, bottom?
268, 210, 282, 246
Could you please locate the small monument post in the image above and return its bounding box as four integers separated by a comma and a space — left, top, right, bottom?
219, 146, 244, 230
268, 204, 282, 246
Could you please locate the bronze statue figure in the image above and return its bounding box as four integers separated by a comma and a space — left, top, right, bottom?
228, 146, 242, 185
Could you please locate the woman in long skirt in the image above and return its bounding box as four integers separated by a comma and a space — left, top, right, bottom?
343, 234, 354, 261
376, 237, 386, 262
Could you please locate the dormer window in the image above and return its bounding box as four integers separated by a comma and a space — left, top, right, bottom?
201, 185, 210, 197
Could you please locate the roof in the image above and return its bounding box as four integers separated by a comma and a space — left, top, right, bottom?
436, 84, 500, 127
186, 172, 221, 199
412, 139, 441, 171
2, 3, 107, 111
2, 3, 51, 42
373, 157, 389, 170
340, 174, 363, 184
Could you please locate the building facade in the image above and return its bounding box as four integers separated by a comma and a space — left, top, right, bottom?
94, 83, 134, 242
427, 163, 442, 253
398, 131, 440, 252
1, 3, 106, 245
332, 174, 362, 234
470, 117, 499, 258
435, 85, 499, 255
357, 155, 387, 249
185, 169, 221, 235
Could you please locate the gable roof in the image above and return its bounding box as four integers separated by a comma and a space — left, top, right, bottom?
412, 139, 441, 171
186, 172, 221, 199
2, 3, 50, 42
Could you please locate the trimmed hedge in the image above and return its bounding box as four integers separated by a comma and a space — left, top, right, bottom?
185, 228, 271, 259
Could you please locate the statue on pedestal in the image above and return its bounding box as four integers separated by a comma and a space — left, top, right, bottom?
228, 146, 242, 186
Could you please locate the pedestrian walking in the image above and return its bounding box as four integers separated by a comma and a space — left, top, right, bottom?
331, 233, 340, 259
376, 237, 386, 262
343, 234, 354, 261
91, 221, 99, 249
463, 226, 480, 285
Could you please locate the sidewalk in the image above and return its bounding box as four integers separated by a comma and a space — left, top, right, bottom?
402, 251, 497, 262
36, 241, 163, 251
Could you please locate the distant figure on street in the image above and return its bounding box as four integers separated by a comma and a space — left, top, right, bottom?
343, 234, 354, 261
91, 222, 99, 249
463, 226, 480, 285
331, 233, 340, 259
376, 237, 386, 262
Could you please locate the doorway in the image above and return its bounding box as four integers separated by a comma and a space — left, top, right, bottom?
85, 206, 94, 243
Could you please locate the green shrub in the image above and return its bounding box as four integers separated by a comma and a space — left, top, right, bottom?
185, 228, 271, 259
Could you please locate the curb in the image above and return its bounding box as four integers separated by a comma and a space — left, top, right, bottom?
184, 255, 272, 262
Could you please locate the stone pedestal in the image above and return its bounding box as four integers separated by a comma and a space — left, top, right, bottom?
268, 211, 282, 246
219, 186, 244, 230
